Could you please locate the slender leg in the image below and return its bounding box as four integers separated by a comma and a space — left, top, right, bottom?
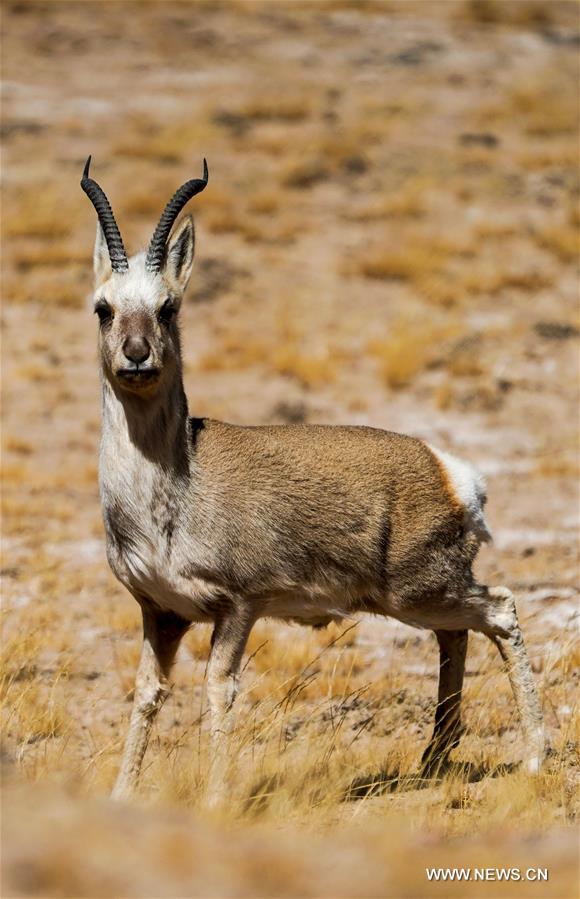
485, 586, 547, 773
421, 629, 468, 775
111, 602, 189, 801
205, 604, 254, 806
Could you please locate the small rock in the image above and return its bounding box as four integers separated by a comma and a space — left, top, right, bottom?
194, 257, 247, 304
534, 321, 579, 341
271, 401, 308, 424
389, 42, 445, 66
459, 132, 499, 148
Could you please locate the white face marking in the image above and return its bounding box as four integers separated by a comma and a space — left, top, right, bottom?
428, 444, 493, 542
101, 253, 166, 312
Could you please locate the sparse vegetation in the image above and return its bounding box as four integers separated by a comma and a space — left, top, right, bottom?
368, 318, 458, 389
479, 67, 578, 138
2, 0, 578, 895
5, 187, 75, 240
457, 0, 558, 28
227, 92, 315, 124
534, 224, 579, 264
348, 177, 431, 223
113, 119, 219, 165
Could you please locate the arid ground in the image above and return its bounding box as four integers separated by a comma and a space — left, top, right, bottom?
1, 2, 579, 897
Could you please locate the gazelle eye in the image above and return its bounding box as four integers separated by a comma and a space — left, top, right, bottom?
94, 301, 113, 325
158, 299, 176, 325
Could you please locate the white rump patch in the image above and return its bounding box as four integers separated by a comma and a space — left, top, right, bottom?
428, 444, 492, 543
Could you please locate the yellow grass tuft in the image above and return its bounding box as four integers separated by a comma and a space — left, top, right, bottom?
3, 435, 34, 456
348, 178, 430, 223
5, 269, 85, 308
13, 243, 87, 272
246, 190, 281, 216
457, 0, 558, 28
368, 318, 458, 389
511, 86, 577, 138
480, 69, 577, 138
197, 333, 267, 372
4, 187, 75, 240
534, 224, 578, 264
459, 265, 552, 296
113, 119, 217, 164
231, 92, 314, 124
272, 346, 337, 389
278, 157, 329, 190
348, 234, 462, 284
415, 274, 461, 307
535, 452, 580, 479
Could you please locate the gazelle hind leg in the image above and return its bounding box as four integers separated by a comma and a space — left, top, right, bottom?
205, 604, 254, 807
111, 603, 189, 801
483, 586, 547, 773
421, 629, 468, 776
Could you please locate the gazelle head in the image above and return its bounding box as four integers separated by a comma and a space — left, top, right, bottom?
81, 157, 208, 396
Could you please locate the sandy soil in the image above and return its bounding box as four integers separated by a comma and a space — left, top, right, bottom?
1, 2, 579, 897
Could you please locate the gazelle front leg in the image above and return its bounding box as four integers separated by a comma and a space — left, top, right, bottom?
421, 629, 468, 776
206, 603, 254, 807
111, 601, 189, 801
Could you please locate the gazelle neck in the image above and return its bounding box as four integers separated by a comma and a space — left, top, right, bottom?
100, 369, 190, 479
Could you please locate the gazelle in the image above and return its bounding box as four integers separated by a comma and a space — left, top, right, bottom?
81, 158, 546, 802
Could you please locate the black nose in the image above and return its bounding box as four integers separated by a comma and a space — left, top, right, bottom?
123, 335, 150, 365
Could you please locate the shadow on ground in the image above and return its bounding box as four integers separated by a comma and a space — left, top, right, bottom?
345, 760, 521, 800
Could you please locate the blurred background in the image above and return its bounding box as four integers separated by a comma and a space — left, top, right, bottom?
2, 2, 579, 897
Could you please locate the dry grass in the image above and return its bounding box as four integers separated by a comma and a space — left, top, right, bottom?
480, 68, 578, 138
230, 92, 315, 124
416, 273, 463, 307
511, 87, 577, 139
198, 333, 341, 388
517, 143, 580, 171
197, 333, 267, 372
246, 189, 281, 216
271, 346, 338, 389
195, 184, 302, 244
113, 118, 218, 164
2, 1, 579, 895
456, 0, 574, 29
4, 187, 75, 240
4, 774, 577, 898
3, 436, 34, 456
2, 597, 578, 834
4, 265, 87, 307
12, 243, 88, 272
535, 451, 580, 479
346, 233, 478, 297
368, 318, 459, 389
347, 177, 431, 223
350, 242, 446, 284
534, 224, 579, 264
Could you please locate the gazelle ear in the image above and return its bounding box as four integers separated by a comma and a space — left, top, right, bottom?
164, 215, 195, 293
94, 223, 112, 286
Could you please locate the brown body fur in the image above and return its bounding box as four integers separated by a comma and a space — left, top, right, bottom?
184, 420, 474, 619
81, 182, 546, 802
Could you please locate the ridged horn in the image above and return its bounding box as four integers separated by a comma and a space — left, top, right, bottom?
80, 156, 129, 274
145, 159, 209, 274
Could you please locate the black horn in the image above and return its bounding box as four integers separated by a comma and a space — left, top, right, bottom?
145, 159, 209, 274
80, 157, 129, 274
